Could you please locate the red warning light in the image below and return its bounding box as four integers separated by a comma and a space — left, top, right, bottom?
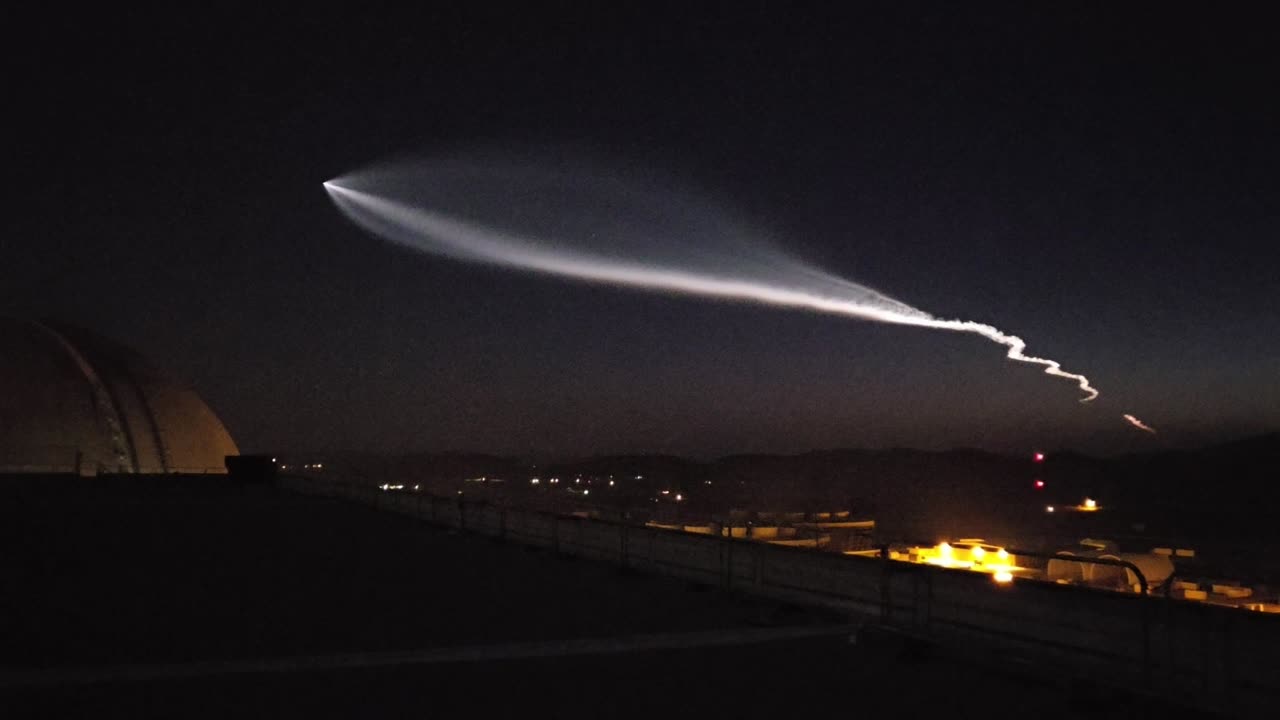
1033, 452, 1045, 463
1034, 479, 1045, 489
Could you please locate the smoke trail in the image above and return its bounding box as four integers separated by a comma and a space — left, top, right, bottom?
1123, 414, 1157, 434
324, 176, 1098, 403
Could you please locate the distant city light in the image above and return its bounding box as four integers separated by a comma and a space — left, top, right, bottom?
608, 480, 614, 486
1033, 452, 1045, 463
1034, 479, 1045, 489
660, 490, 670, 495
583, 489, 589, 496
1083, 498, 1098, 510
675, 493, 683, 501
1046, 505, 1055, 513
530, 478, 540, 485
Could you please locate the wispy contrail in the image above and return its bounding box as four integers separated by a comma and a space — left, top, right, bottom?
324, 178, 1099, 402
1123, 414, 1157, 434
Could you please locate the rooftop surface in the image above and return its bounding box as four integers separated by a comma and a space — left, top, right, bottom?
1, 477, 1208, 718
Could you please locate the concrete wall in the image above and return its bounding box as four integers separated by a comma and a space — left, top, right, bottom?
283, 475, 1280, 714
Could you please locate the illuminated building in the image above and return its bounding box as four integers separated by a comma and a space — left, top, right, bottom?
895, 540, 1025, 582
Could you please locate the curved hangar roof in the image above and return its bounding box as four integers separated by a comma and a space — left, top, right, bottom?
0, 318, 238, 474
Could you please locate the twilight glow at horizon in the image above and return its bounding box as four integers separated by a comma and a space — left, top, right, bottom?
324, 155, 1153, 430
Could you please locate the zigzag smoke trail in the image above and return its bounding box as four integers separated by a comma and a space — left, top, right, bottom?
325, 178, 1102, 403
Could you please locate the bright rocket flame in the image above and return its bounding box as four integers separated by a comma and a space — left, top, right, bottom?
324, 177, 1099, 402
1123, 414, 1157, 434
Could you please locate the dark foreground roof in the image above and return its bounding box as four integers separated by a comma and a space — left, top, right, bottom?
1, 477, 1205, 719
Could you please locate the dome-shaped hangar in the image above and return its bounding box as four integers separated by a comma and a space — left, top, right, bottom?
0, 318, 238, 475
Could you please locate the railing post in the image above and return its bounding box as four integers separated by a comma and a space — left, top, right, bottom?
924, 565, 933, 633
1142, 592, 1152, 689
1201, 603, 1210, 695
724, 538, 733, 591
911, 565, 921, 629
879, 544, 891, 623
614, 520, 624, 566
1223, 606, 1236, 714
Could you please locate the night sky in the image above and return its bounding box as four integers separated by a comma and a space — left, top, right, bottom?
6, 5, 1277, 458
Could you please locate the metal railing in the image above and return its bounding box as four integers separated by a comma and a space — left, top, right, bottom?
281, 475, 1280, 714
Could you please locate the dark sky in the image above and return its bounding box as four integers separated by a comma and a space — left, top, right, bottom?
6, 5, 1278, 457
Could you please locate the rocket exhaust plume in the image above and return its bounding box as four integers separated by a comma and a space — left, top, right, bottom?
324, 154, 1099, 403
1123, 414, 1157, 434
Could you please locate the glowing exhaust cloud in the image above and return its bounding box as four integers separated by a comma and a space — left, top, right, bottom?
324, 164, 1099, 403
1123, 414, 1157, 434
